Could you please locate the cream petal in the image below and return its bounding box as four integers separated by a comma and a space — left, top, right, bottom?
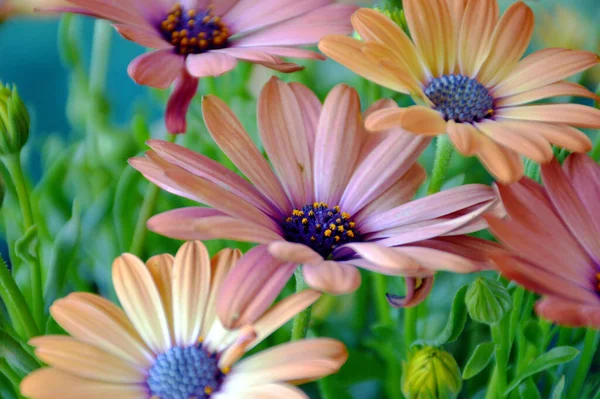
495, 104, 600, 129
302, 262, 361, 295
268, 241, 323, 265
258, 77, 313, 207
314, 84, 363, 205
446, 120, 479, 155
113, 254, 171, 353
495, 81, 599, 107
20, 368, 147, 399
458, 0, 498, 76
50, 295, 153, 367
476, 2, 534, 87
172, 241, 211, 346
30, 336, 145, 384
127, 50, 183, 89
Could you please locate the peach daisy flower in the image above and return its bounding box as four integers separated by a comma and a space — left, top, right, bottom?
48, 0, 357, 134
486, 154, 600, 328
319, 2, 600, 183
20, 241, 347, 399
130, 77, 502, 307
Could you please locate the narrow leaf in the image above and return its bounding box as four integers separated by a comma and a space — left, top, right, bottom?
462, 342, 497, 380
552, 376, 565, 399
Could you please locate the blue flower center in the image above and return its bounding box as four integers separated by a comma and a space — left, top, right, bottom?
147, 344, 225, 399
424, 74, 495, 123
283, 203, 361, 259
159, 3, 230, 55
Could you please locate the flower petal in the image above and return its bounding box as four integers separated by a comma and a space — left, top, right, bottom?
495, 104, 600, 129
337, 243, 421, 276
268, 241, 323, 265
474, 132, 524, 183
398, 106, 447, 136
172, 241, 211, 346
476, 1, 534, 87
289, 82, 322, 155
387, 276, 434, 308
458, 0, 499, 76
165, 70, 199, 134
314, 84, 363, 205
495, 81, 599, 107
60, 0, 148, 24
127, 49, 183, 89
447, 120, 479, 155
302, 262, 361, 295
186, 52, 238, 78
535, 297, 600, 329
112, 254, 171, 353
396, 246, 482, 273
146, 254, 175, 343
219, 383, 308, 399
113, 24, 172, 49
563, 154, 600, 236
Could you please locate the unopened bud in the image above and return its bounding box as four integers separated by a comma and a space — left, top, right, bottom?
403, 346, 462, 399
0, 83, 30, 155
465, 277, 512, 325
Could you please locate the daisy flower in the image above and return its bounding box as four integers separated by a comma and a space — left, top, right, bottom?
486, 154, 600, 329
48, 0, 357, 134
319, 2, 600, 183
130, 77, 502, 308
20, 241, 346, 399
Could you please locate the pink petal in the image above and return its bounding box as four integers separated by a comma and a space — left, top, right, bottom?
258, 77, 313, 207
201, 95, 292, 215
336, 243, 421, 276
302, 262, 361, 295
231, 4, 357, 47
127, 49, 183, 89
289, 82, 322, 156
113, 24, 172, 49
414, 236, 502, 270
535, 297, 600, 329
268, 241, 323, 265
217, 246, 296, 329
495, 104, 600, 129
186, 52, 238, 78
396, 246, 482, 273
313, 84, 363, 206
541, 158, 600, 261
213, 0, 240, 16
129, 156, 193, 200
247, 46, 326, 61
63, 0, 148, 24
255, 61, 304, 73
165, 70, 199, 134
495, 81, 599, 108
212, 48, 282, 64
563, 154, 600, 238
387, 276, 434, 308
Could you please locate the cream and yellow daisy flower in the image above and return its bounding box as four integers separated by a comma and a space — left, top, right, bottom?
20, 241, 346, 399
319, 1, 600, 183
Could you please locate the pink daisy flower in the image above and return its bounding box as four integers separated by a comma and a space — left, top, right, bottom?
131, 77, 503, 307
486, 154, 600, 328
49, 0, 357, 133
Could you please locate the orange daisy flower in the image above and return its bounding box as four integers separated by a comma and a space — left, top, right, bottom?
319, 1, 600, 183
20, 242, 346, 399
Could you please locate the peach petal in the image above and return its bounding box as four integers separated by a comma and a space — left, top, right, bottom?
127, 50, 183, 89
302, 262, 361, 295
186, 52, 238, 78
476, 2, 534, 87
398, 106, 447, 136
146, 254, 175, 343
495, 104, 600, 129
458, 0, 499, 76
365, 107, 404, 132
474, 132, 524, 183
446, 120, 479, 155
495, 81, 599, 107
220, 383, 308, 398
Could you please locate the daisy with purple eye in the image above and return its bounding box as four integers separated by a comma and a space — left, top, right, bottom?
319, 1, 600, 183
486, 154, 600, 329
20, 241, 346, 399
130, 77, 503, 307
47, 0, 357, 133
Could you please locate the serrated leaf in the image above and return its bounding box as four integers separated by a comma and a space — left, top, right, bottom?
505, 347, 579, 396
414, 285, 468, 347
462, 342, 496, 380
551, 376, 565, 399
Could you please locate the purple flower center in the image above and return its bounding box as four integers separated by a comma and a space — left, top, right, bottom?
159, 3, 230, 55
283, 202, 361, 259
146, 344, 225, 399
424, 74, 495, 123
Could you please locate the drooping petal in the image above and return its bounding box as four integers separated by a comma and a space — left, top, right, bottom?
476, 2, 534, 87
268, 241, 323, 265
447, 120, 479, 155
396, 246, 482, 273
165, 70, 199, 134
336, 243, 421, 276
172, 241, 211, 346
474, 132, 524, 183
186, 52, 238, 78
364, 107, 405, 132
30, 336, 145, 384
112, 254, 171, 353
127, 50, 183, 89
397, 106, 447, 136
413, 236, 502, 270
258, 77, 313, 207
218, 246, 296, 329
212, 48, 282, 65
495, 104, 600, 129
458, 0, 499, 76
387, 276, 434, 308
20, 368, 147, 399
495, 81, 599, 107
230, 4, 356, 47
302, 262, 361, 295
218, 383, 308, 399
535, 297, 600, 329
314, 84, 363, 206
202, 95, 292, 214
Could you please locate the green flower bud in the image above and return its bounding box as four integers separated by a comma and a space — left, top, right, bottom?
465, 277, 512, 325
403, 346, 462, 399
0, 83, 30, 155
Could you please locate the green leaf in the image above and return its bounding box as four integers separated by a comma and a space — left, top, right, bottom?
0, 330, 39, 377
523, 320, 544, 349
551, 376, 565, 399
414, 285, 468, 347
113, 167, 142, 253
504, 347, 580, 396
14, 226, 38, 271
519, 379, 541, 399
462, 342, 496, 380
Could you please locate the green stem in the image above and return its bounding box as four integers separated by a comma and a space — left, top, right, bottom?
566, 329, 600, 399
404, 306, 417, 357
2, 154, 43, 330
129, 134, 177, 256
0, 257, 38, 339
89, 20, 113, 96
427, 135, 454, 195
291, 268, 312, 341
491, 315, 511, 398
373, 274, 393, 327
317, 376, 336, 399
0, 359, 20, 394
508, 286, 525, 353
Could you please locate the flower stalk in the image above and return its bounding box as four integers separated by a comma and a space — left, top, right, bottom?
566, 329, 600, 399
0, 256, 38, 339
291, 268, 312, 341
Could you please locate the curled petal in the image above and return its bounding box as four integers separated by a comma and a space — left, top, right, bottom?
387, 276, 435, 308
165, 70, 199, 134
302, 262, 362, 295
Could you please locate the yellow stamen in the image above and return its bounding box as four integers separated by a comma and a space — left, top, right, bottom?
347, 230, 355, 238
302, 218, 308, 225
337, 226, 345, 233
324, 230, 332, 237
204, 386, 214, 395
349, 222, 356, 228
341, 212, 351, 219
329, 224, 336, 230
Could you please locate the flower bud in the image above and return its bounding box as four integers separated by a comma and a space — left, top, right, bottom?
465, 277, 512, 325
0, 83, 30, 155
403, 346, 462, 399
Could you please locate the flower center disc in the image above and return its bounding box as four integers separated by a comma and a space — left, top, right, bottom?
160, 3, 230, 55
283, 203, 361, 259
147, 344, 224, 399
424, 74, 495, 123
